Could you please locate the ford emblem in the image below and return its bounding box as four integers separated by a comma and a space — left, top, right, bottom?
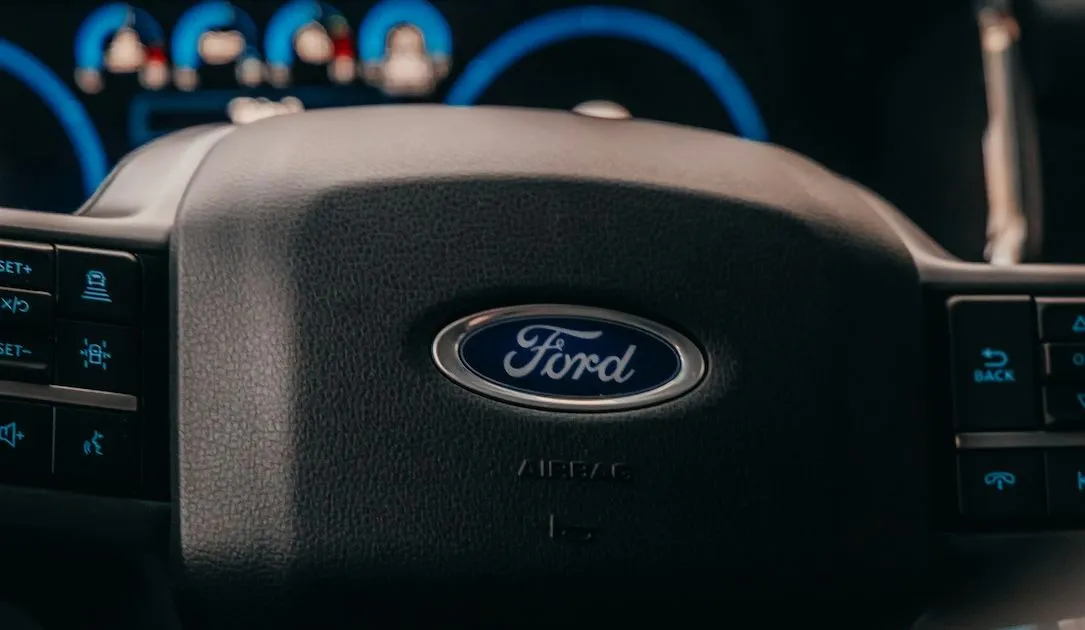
432, 305, 706, 411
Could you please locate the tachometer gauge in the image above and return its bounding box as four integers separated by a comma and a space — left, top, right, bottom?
446, 6, 767, 140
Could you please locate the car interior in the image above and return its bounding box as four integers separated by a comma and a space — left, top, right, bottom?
1, 0, 1082, 627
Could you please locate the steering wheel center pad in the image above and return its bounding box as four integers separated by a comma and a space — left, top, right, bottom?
166, 106, 929, 621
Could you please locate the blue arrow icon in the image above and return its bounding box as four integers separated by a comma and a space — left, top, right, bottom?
981, 348, 1009, 368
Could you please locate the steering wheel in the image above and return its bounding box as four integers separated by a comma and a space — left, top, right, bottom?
0, 105, 1048, 627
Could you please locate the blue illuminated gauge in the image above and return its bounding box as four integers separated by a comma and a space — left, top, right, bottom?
358, 0, 453, 97
266, 1, 356, 87
172, 2, 263, 91
445, 5, 768, 141
75, 3, 167, 94
0, 38, 107, 198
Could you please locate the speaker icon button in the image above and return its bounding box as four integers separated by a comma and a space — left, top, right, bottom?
0, 401, 52, 482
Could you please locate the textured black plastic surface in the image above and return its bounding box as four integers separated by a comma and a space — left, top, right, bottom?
172, 106, 927, 625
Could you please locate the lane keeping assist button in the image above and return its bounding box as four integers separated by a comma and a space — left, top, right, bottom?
949, 296, 1038, 431
55, 321, 139, 394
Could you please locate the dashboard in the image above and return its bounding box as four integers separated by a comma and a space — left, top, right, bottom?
0, 0, 984, 257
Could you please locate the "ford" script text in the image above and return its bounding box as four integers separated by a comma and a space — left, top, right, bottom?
502, 325, 636, 382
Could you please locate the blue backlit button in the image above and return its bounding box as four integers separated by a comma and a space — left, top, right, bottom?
0, 239, 53, 292
0, 331, 52, 383
949, 296, 1038, 431
958, 450, 1046, 519
1038, 298, 1085, 341
54, 408, 137, 489
0, 287, 52, 330
55, 321, 139, 394
57, 246, 139, 325
0, 401, 53, 483
1045, 449, 1085, 517
1044, 343, 1085, 380
1042, 386, 1085, 428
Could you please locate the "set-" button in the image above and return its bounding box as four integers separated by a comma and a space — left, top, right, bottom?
0, 332, 52, 383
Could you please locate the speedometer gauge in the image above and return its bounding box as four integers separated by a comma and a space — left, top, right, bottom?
445, 6, 767, 140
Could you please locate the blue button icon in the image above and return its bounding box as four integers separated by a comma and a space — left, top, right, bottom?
0, 422, 24, 449
984, 470, 1017, 491
0, 342, 31, 359
82, 430, 104, 457
79, 338, 111, 371
1075, 315, 1085, 334
80, 269, 112, 304
974, 348, 1016, 383
982, 348, 1009, 367
0, 259, 32, 277
0, 295, 29, 314
1076, 471, 1085, 492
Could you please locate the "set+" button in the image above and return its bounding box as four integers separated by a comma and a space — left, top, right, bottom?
0, 240, 53, 292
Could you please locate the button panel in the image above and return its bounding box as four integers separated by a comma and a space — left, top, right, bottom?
0, 237, 152, 497
945, 295, 1085, 527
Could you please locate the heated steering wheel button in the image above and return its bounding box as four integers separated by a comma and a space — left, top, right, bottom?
57, 246, 139, 325
948, 297, 1038, 431
958, 450, 1046, 519
0, 240, 53, 292
55, 321, 139, 394
54, 408, 137, 488
0, 401, 52, 483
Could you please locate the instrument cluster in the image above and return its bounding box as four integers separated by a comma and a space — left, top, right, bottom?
0, 0, 964, 223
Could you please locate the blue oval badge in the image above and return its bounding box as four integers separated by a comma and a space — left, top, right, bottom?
432, 305, 705, 411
